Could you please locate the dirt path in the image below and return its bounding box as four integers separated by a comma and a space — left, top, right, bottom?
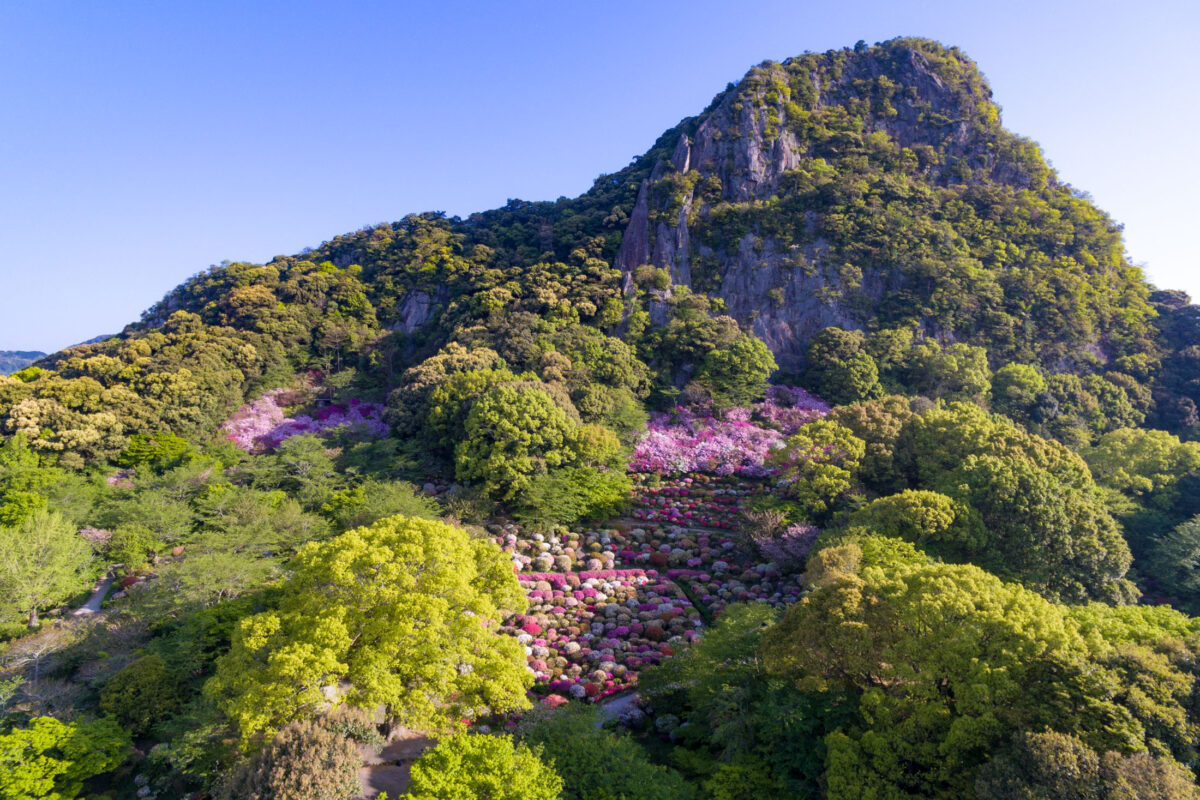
71, 576, 112, 617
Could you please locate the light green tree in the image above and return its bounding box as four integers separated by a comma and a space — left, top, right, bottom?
0, 716, 130, 800
407, 733, 563, 800
206, 515, 531, 742
991, 362, 1047, 424
0, 509, 92, 627
845, 490, 971, 550
771, 420, 865, 516
0, 433, 61, 526
1084, 428, 1200, 506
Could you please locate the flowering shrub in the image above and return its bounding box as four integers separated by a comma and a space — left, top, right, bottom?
488, 473, 820, 707
755, 523, 820, 570
221, 389, 388, 452
502, 569, 702, 699
628, 388, 828, 477
750, 385, 830, 435
630, 409, 785, 477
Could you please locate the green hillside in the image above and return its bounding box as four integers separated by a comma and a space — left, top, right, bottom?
2, 38, 1200, 800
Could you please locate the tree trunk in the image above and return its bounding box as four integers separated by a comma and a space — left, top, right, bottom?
27, 606, 38, 629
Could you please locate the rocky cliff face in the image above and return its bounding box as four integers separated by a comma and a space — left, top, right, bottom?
612, 40, 1060, 369
300, 37, 1149, 378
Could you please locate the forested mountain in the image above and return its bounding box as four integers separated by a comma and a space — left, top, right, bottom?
3, 37, 1200, 800
0, 351, 45, 376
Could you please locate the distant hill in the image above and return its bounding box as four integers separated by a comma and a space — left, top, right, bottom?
73, 334, 114, 347
0, 350, 45, 375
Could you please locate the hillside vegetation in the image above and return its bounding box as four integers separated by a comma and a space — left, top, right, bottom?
2, 37, 1200, 800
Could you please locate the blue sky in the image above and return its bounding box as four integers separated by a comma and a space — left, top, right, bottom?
2, 0, 1197, 352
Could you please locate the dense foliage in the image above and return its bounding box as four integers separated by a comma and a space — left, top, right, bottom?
205, 515, 531, 742
407, 733, 563, 800
4, 34, 1200, 800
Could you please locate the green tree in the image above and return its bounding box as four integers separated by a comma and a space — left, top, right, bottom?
106, 524, 160, 574
116, 431, 193, 472
245, 434, 340, 508
1084, 428, 1200, 510
0, 509, 92, 627
455, 385, 581, 501
515, 467, 630, 526
99, 654, 184, 737
845, 490, 969, 550
1146, 515, 1200, 608
975, 730, 1108, 800
516, 705, 694, 800
906, 402, 1094, 490
385, 343, 506, 436
991, 363, 1047, 424
206, 515, 531, 741
696, 334, 778, 408
828, 394, 915, 492
771, 420, 865, 517
802, 328, 881, 406
319, 479, 440, 532
407, 733, 563, 800
0, 716, 130, 800
0, 433, 60, 526
763, 548, 1142, 800
424, 367, 521, 460
936, 454, 1134, 602
977, 730, 1200, 800
905, 340, 991, 403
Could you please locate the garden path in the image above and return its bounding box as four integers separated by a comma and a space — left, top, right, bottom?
71, 576, 113, 616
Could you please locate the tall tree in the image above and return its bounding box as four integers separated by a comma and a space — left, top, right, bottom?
206, 514, 531, 742
0, 509, 92, 627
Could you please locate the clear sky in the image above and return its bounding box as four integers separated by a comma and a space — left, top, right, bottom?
2, 0, 1197, 352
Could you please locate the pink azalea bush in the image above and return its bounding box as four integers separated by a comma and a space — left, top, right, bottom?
751, 385, 830, 434
221, 388, 388, 452
630, 408, 785, 477
629, 386, 828, 477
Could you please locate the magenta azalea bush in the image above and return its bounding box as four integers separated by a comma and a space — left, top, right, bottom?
751, 384, 830, 434
221, 388, 388, 452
